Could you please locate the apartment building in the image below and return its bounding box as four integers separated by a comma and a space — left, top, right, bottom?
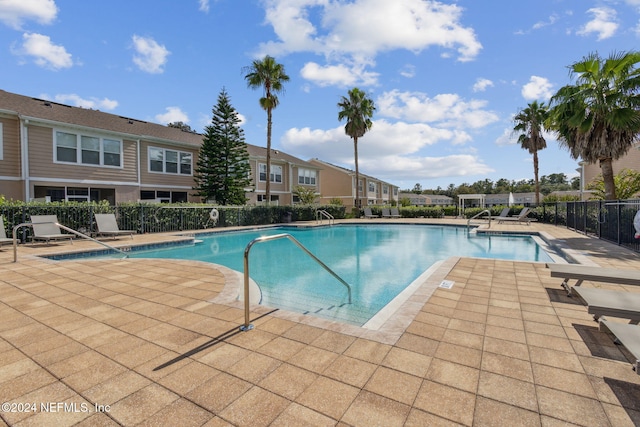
308, 158, 398, 208
0, 89, 320, 205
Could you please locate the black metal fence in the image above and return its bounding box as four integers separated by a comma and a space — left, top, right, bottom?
0, 204, 346, 242
539, 200, 640, 253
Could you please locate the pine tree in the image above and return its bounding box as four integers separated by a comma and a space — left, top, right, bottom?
194, 89, 252, 204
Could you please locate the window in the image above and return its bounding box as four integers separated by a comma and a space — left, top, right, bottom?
369, 182, 376, 193
55, 130, 122, 167
358, 179, 363, 195
140, 190, 187, 203
257, 194, 279, 204
0, 122, 3, 160
148, 147, 193, 175
54, 131, 122, 167
383, 185, 389, 195
298, 168, 316, 185
258, 163, 282, 183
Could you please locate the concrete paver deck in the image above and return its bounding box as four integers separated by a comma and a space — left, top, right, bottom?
1, 219, 639, 426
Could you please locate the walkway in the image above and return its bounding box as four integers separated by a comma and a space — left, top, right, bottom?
0, 220, 639, 426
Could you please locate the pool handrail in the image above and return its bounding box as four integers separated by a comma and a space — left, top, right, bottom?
467, 209, 492, 230
12, 221, 128, 262
241, 233, 352, 331
316, 209, 334, 225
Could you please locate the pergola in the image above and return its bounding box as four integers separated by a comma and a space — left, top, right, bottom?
458, 194, 486, 217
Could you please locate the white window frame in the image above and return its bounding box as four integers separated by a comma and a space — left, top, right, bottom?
53, 129, 123, 168
368, 182, 376, 193
258, 163, 282, 183
148, 146, 193, 175
298, 168, 316, 185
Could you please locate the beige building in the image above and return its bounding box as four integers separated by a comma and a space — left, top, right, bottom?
308, 159, 398, 208
0, 89, 320, 205
580, 142, 640, 198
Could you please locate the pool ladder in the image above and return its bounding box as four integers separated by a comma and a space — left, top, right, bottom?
241, 233, 352, 331
316, 209, 334, 225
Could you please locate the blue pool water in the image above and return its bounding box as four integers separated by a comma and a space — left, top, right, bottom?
120, 224, 554, 326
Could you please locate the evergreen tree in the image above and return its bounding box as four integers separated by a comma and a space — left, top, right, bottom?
194, 89, 252, 205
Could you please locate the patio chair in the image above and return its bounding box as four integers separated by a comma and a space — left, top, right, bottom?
0, 215, 13, 248
496, 207, 535, 225
30, 215, 73, 245
491, 207, 511, 219
569, 286, 640, 324
547, 263, 640, 294
599, 319, 640, 374
363, 207, 378, 219
94, 213, 135, 239
390, 207, 401, 218
381, 208, 392, 218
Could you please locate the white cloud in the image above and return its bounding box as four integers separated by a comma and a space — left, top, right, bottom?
198, 0, 210, 13
155, 107, 189, 124
258, 0, 482, 87
281, 121, 491, 181
131, 35, 170, 74
41, 93, 118, 110
521, 76, 554, 101
399, 64, 416, 78
376, 90, 499, 130
472, 78, 493, 92
300, 61, 379, 87
0, 0, 57, 29
532, 14, 558, 30
13, 32, 73, 70
577, 7, 618, 40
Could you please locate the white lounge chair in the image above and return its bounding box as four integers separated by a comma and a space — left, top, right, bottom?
0, 215, 13, 248
547, 263, 640, 294
496, 207, 535, 225
600, 319, 640, 374
94, 213, 135, 239
30, 215, 73, 245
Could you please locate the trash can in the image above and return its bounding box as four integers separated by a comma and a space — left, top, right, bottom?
283, 212, 292, 223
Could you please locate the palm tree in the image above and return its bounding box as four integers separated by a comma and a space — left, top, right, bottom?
547, 51, 640, 200
243, 55, 290, 204
513, 100, 549, 204
338, 88, 375, 210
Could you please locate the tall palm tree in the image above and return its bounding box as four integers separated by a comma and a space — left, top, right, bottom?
547, 51, 640, 200
338, 88, 375, 210
243, 55, 290, 204
513, 100, 549, 204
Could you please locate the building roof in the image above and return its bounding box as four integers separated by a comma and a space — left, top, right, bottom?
0, 89, 204, 147
309, 158, 398, 187
246, 144, 319, 169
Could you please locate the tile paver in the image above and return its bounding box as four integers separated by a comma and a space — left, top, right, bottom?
0, 219, 639, 425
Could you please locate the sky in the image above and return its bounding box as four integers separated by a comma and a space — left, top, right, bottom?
1, 0, 640, 191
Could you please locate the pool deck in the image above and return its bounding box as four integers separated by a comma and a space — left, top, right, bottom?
1, 219, 640, 426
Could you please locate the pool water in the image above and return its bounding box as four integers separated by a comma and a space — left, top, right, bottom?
126, 224, 554, 326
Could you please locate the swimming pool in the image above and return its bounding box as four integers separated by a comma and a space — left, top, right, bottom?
118, 224, 554, 326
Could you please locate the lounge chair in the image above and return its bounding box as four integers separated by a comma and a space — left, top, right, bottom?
0, 215, 13, 248
496, 207, 535, 225
491, 207, 511, 219
381, 208, 392, 218
570, 286, 640, 324
599, 319, 640, 374
94, 213, 135, 239
30, 215, 73, 245
363, 207, 378, 219
547, 263, 640, 294
390, 207, 401, 218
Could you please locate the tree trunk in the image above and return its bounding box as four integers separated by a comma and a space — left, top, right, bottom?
353, 137, 360, 211
266, 108, 272, 204
533, 151, 540, 204
599, 158, 617, 200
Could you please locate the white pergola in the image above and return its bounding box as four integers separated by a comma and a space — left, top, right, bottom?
458, 194, 486, 217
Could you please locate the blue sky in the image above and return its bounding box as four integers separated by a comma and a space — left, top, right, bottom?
1, 0, 639, 191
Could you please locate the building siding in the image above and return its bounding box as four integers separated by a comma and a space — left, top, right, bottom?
0, 117, 21, 177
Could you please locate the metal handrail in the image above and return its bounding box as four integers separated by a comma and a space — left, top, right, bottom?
316, 209, 334, 225
12, 222, 128, 262
241, 233, 352, 331
467, 209, 492, 230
